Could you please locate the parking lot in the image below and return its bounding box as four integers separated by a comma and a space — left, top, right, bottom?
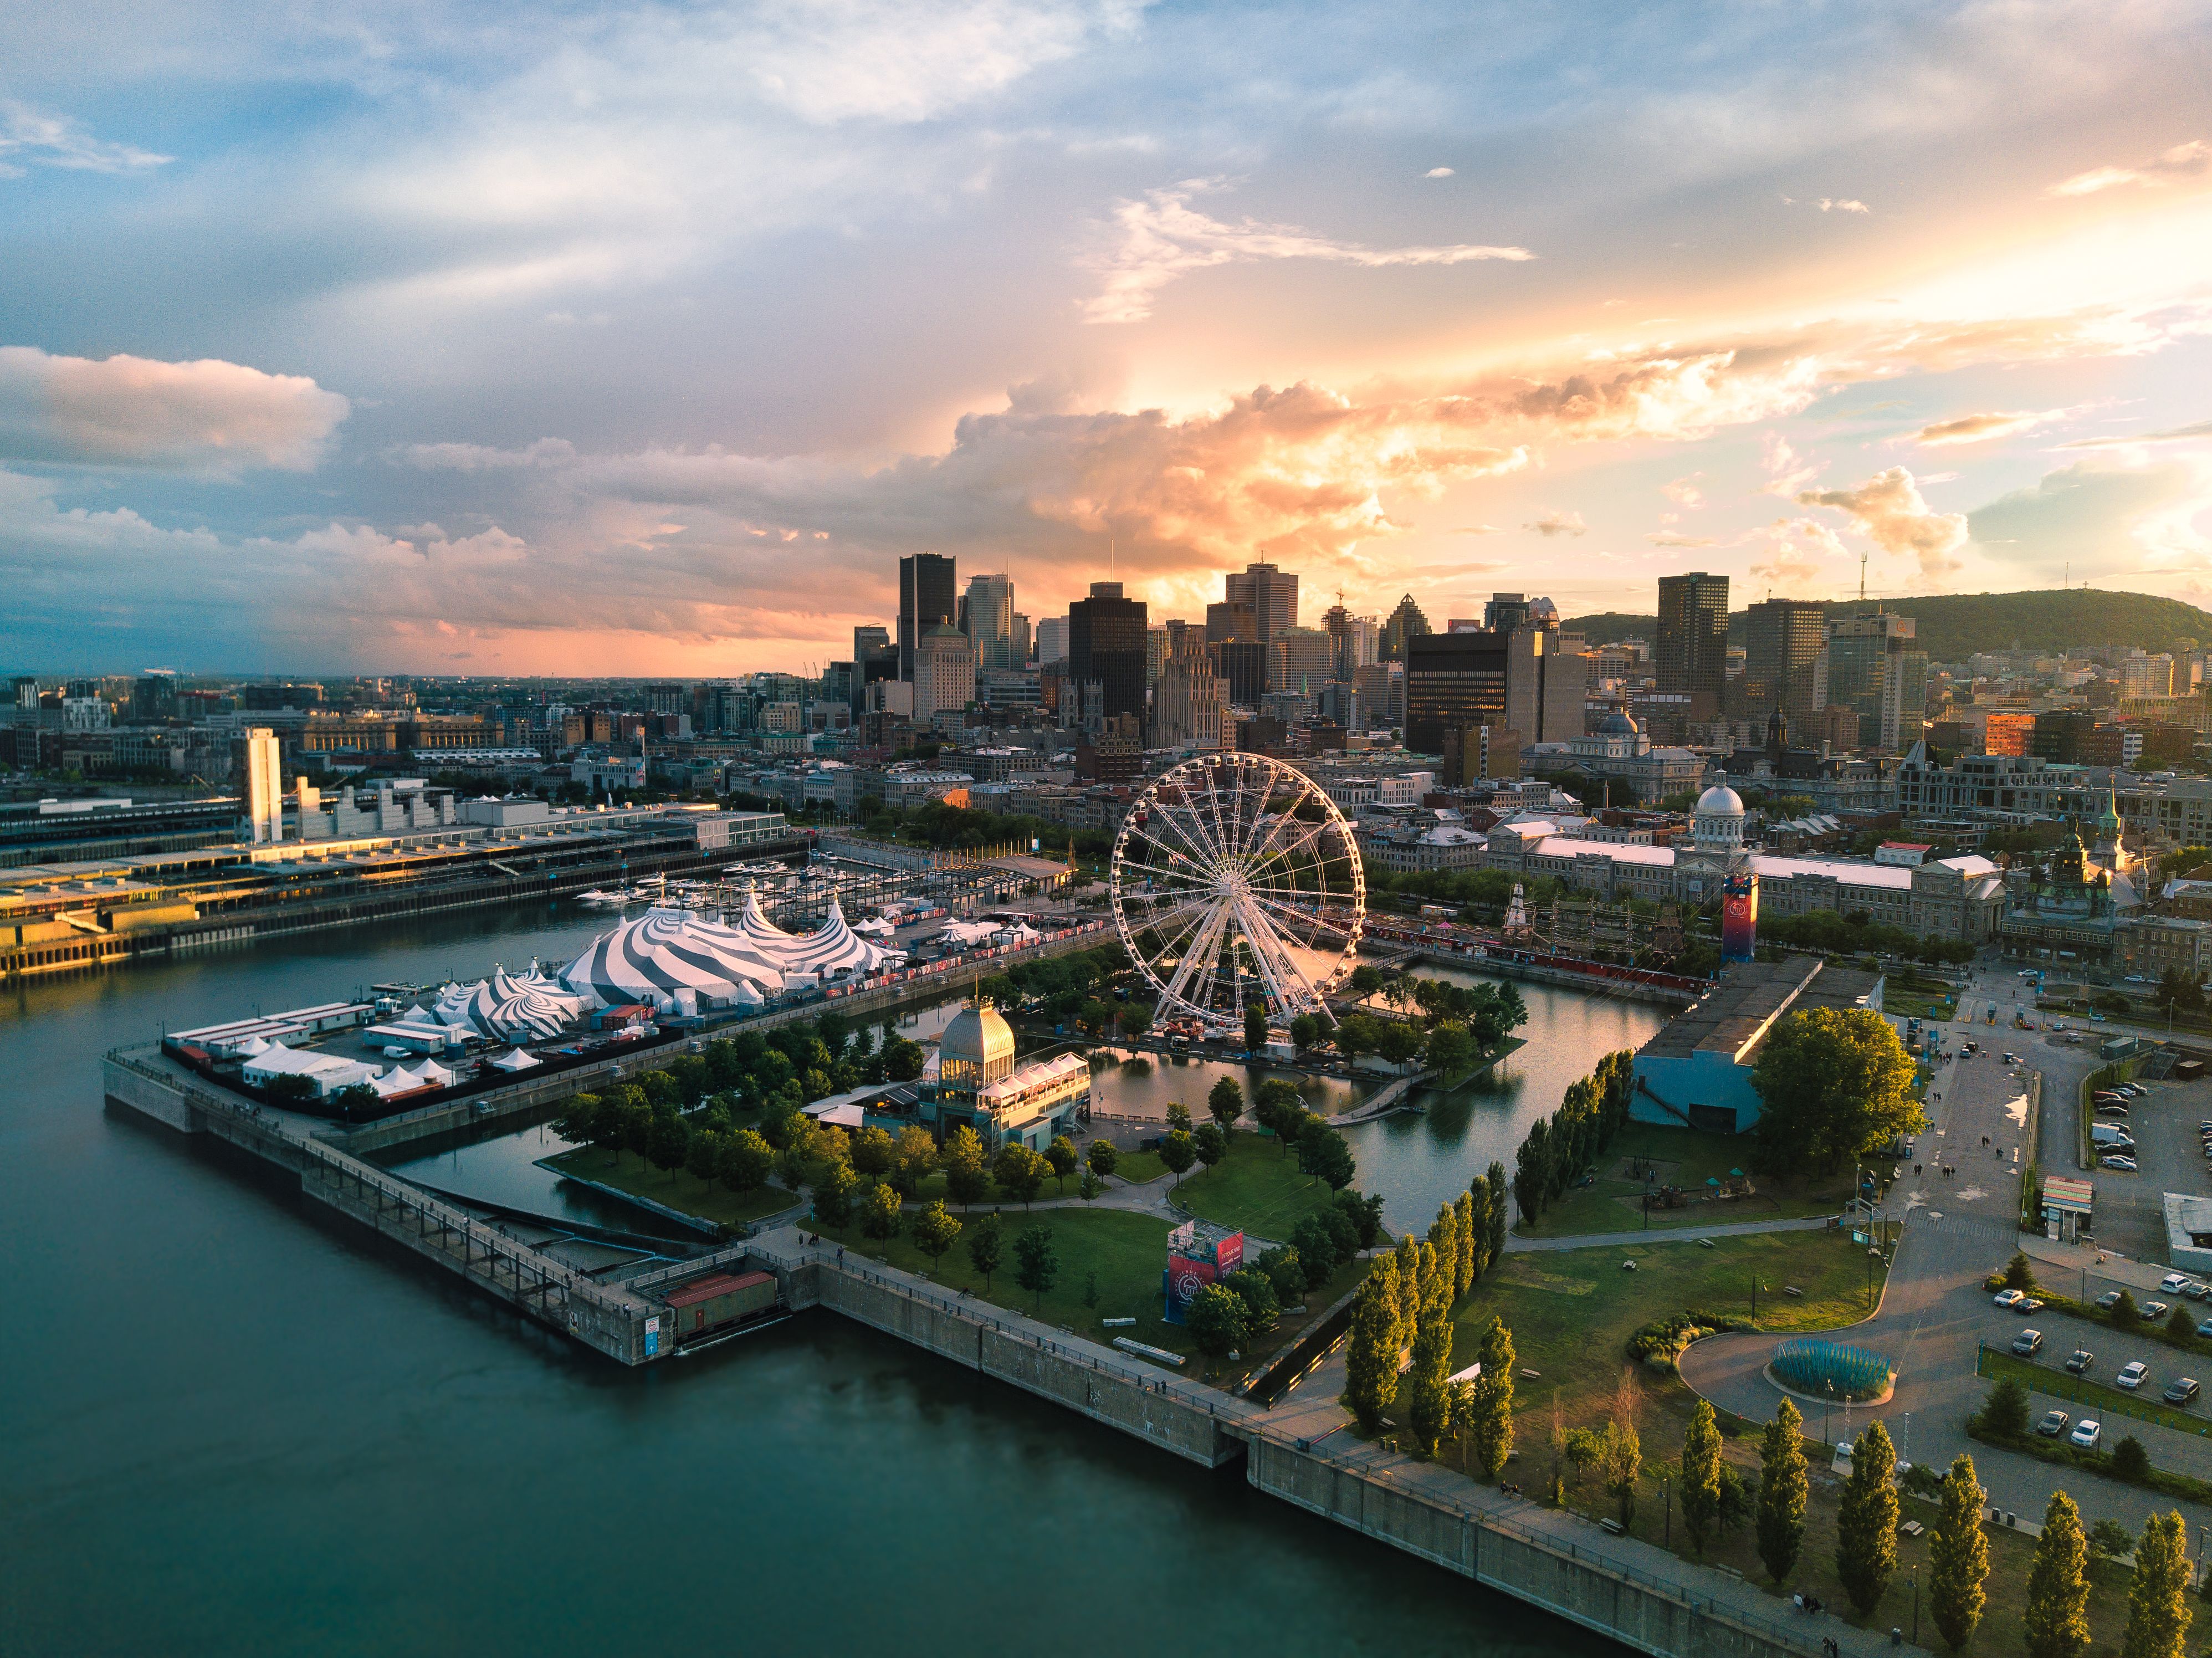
2072, 1066, 2212, 1260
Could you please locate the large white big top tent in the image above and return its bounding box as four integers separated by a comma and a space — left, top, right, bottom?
560, 893, 893, 1012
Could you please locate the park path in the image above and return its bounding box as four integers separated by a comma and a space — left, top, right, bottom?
1503, 1216, 1835, 1255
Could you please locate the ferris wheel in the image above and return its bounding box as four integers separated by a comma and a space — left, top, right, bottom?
1108, 753, 1365, 1029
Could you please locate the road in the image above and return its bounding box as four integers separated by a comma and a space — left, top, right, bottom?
1680, 962, 2212, 1540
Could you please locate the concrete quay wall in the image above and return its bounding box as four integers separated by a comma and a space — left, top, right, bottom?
1244, 1435, 1834, 1658
764, 1253, 1239, 1468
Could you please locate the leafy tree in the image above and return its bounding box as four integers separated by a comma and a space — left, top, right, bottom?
1297, 1124, 1356, 1190
1289, 1212, 1340, 1287
851, 1125, 896, 1179
591, 1094, 631, 1164
1425, 1020, 1475, 1077
891, 1126, 937, 1198
1928, 1453, 1989, 1650
1256, 1245, 1305, 1306
1192, 1122, 1228, 1173
1678, 1398, 1724, 1555
2025, 1491, 2092, 1658
648, 1109, 691, 1174
686, 1127, 724, 1190
2091, 1519, 2137, 1574
1757, 1398, 1808, 1584
992, 1143, 1048, 1207
2114, 1435, 2154, 1482
553, 1092, 602, 1147
1077, 1169, 1104, 1201
2125, 1512, 2193, 1658
718, 1128, 774, 1194
944, 1125, 991, 1208
1186, 1283, 1251, 1372
1044, 1134, 1079, 1194
811, 1160, 857, 1227
1716, 1461, 1751, 1543
1343, 1262, 1401, 1432
1483, 1163, 1509, 1264
624, 1098, 656, 1164
1221, 1267, 1279, 1333
2168, 1303, 2196, 1342
1600, 1373, 1642, 1527
1334, 1012, 1385, 1061
1165, 1102, 1194, 1133
1469, 1318, 1517, 1480
1427, 1201, 1460, 1308
909, 1199, 961, 1271
1453, 1189, 1479, 1295
1159, 1129, 1197, 1188
1333, 1188, 1384, 1250
1977, 1374, 2032, 1439
2111, 1288, 2139, 1329
1207, 1076, 1244, 1130
1244, 1000, 1268, 1053
1253, 1078, 1305, 1155
1085, 1137, 1119, 1178
966, 1212, 1004, 1290
1835, 1418, 1899, 1614
2002, 1250, 2039, 1290
1748, 1007, 1919, 1174
1404, 1303, 1455, 1457
1288, 1013, 1324, 1053
1012, 1224, 1059, 1310
1376, 1020, 1422, 1071
859, 1178, 903, 1240
882, 1036, 926, 1082
1513, 1117, 1551, 1224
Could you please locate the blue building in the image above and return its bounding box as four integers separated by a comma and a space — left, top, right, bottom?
1630, 955, 1885, 1134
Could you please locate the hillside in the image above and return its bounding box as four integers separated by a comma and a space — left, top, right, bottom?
1563, 590, 2212, 662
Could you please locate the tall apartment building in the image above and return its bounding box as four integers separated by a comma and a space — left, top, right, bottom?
1353, 661, 1406, 731
1483, 592, 1533, 633
1268, 626, 1333, 693
1406, 630, 1509, 755
1505, 623, 1587, 744
1742, 598, 1826, 722
1205, 600, 1257, 643
898, 552, 957, 682
1224, 561, 1299, 642
1210, 639, 1266, 705
913, 623, 978, 724
1656, 572, 1729, 721
1150, 648, 1231, 751
1380, 594, 1430, 662
1068, 581, 1148, 725
1035, 616, 1068, 666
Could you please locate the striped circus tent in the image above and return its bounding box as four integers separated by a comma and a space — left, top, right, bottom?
561, 906, 780, 1011
731, 886, 893, 977
431, 969, 591, 1040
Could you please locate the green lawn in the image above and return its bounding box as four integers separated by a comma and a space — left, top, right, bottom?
1452, 1225, 1883, 1427
805, 1203, 1366, 1378
543, 1147, 802, 1230
1512, 1123, 1856, 1239
1173, 1131, 1342, 1240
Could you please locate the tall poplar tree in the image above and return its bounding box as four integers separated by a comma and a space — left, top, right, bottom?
1469, 1318, 1517, 1480
2024, 1490, 2091, 1658
2124, 1511, 2193, 1658
1428, 1203, 1460, 1306
1756, 1398, 1808, 1584
1405, 1302, 1454, 1456
1453, 1189, 1478, 1294
1678, 1398, 1723, 1555
1928, 1454, 1989, 1650
1483, 1163, 1509, 1263
1835, 1419, 1898, 1614
1343, 1261, 1401, 1432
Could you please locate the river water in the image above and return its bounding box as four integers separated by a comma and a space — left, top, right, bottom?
2, 899, 1629, 1656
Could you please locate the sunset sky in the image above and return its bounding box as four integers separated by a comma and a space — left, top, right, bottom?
4, 0, 2210, 674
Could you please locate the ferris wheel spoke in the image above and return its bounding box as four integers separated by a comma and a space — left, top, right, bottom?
1233, 894, 1320, 1022
1161, 895, 1235, 1011
1128, 893, 1215, 958
1144, 802, 1215, 870
1240, 771, 1309, 859
1118, 830, 1210, 883
1248, 891, 1357, 944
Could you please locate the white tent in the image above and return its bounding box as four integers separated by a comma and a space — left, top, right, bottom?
489, 1047, 540, 1072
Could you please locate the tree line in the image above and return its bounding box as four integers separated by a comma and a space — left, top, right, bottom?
1509, 1049, 1635, 1226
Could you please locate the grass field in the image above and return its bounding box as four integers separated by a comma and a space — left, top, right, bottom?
542, 1147, 802, 1229
1173, 1130, 1342, 1239
1511, 1123, 1857, 1239
803, 1203, 1365, 1376
1448, 1226, 1882, 1428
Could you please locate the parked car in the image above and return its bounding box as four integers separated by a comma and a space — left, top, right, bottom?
2162, 1274, 2192, 1293
2072, 1419, 2103, 1448
2121, 1083, 2148, 1097
2014, 1329, 2045, 1355
2066, 1349, 2096, 1374
2143, 1301, 2171, 1320
2098, 1105, 2130, 1118
2102, 1155, 2139, 1171
2196, 1318, 2212, 1339
2018, 1297, 2046, 1313
2164, 1378, 2201, 1405
2039, 1409, 2072, 1436
2098, 1291, 2126, 1309
2119, 1362, 2151, 1390
1993, 1288, 2026, 1308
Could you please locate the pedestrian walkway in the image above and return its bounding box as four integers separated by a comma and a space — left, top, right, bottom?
1504, 1215, 1835, 1253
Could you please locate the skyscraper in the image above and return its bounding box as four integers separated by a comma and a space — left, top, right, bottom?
1504, 623, 1586, 743
1819, 612, 1917, 750
1068, 581, 1148, 725
1656, 572, 1729, 721
1740, 598, 1825, 723
1380, 594, 1430, 662
1205, 600, 1257, 643
961, 572, 1017, 671
1035, 616, 1068, 666
853, 623, 890, 659
1223, 561, 1299, 641
1406, 630, 1509, 755
898, 552, 957, 681
1483, 592, 1533, 634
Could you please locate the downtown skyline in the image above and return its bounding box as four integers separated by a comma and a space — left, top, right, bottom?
3, 1, 2211, 674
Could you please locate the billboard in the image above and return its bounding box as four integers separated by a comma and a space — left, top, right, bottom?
1721, 871, 1758, 962
1162, 1220, 1245, 1323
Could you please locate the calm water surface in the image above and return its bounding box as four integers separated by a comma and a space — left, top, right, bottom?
2, 901, 1627, 1656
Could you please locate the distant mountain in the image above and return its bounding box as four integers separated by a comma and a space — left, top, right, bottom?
1563, 590, 2212, 662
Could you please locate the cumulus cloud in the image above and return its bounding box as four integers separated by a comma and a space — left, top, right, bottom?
1085, 178, 1533, 324
1661, 475, 1704, 508
1759, 432, 1821, 496
1746, 515, 1848, 592
1526, 510, 1587, 537
1796, 466, 1967, 579
0, 346, 350, 473
1424, 166, 1455, 178
0, 101, 170, 178
1914, 410, 2061, 446
2049, 139, 2210, 197
1648, 532, 1717, 547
